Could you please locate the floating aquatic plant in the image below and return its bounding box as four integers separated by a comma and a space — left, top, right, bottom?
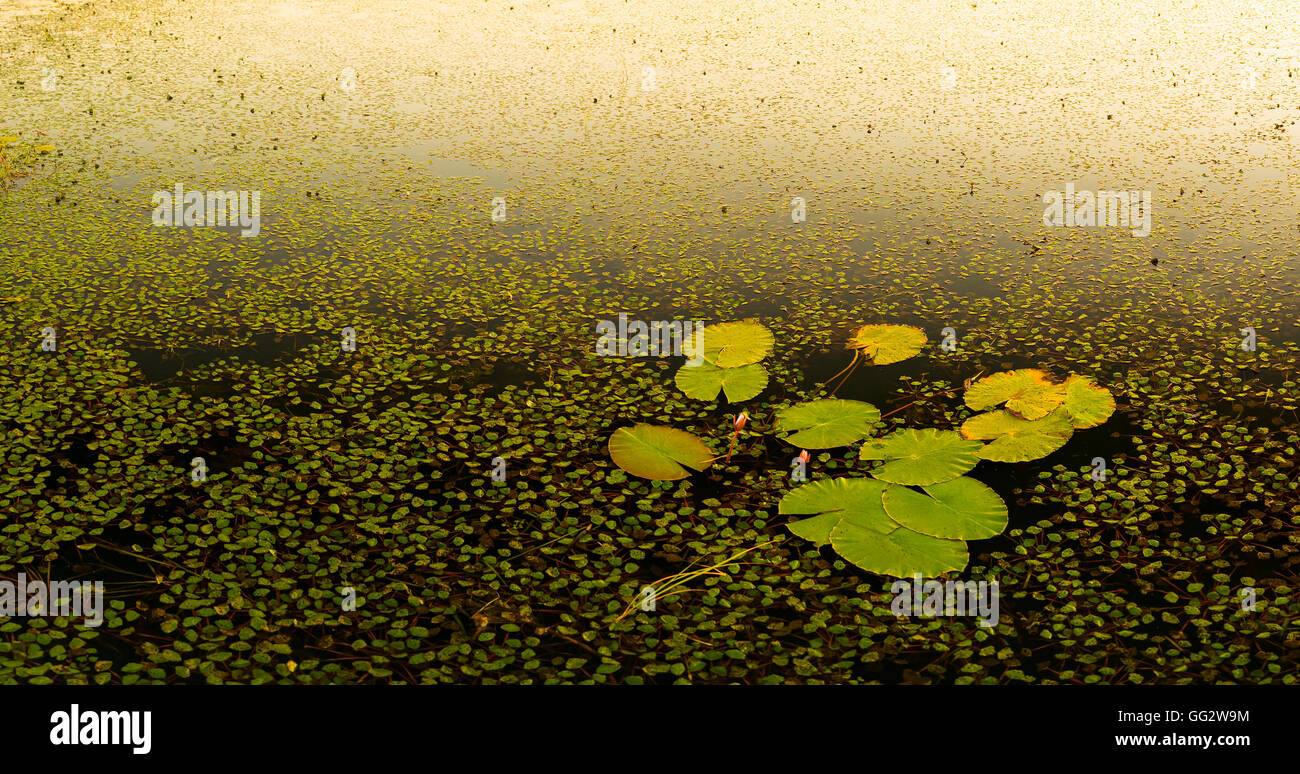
617, 325, 1118, 577
823, 323, 926, 394
779, 478, 969, 577
847, 324, 927, 365
880, 477, 1008, 540
960, 408, 1075, 462
607, 424, 713, 480
775, 398, 880, 448
683, 320, 773, 368
674, 361, 768, 403
964, 368, 1066, 420
1060, 374, 1116, 428
858, 428, 983, 485
674, 320, 773, 403
959, 369, 1115, 461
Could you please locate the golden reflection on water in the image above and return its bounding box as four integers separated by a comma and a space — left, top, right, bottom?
3, 0, 1299, 261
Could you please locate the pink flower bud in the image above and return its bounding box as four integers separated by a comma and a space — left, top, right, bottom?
734, 412, 748, 432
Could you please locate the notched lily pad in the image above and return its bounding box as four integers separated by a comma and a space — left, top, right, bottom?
829, 519, 969, 578
683, 320, 773, 368
776, 398, 880, 448
674, 362, 768, 402
964, 369, 1066, 420
960, 408, 1074, 462
881, 477, 1008, 540
847, 324, 926, 365
1061, 375, 1115, 428
780, 477, 969, 577
858, 428, 983, 485
779, 477, 892, 546
607, 424, 714, 480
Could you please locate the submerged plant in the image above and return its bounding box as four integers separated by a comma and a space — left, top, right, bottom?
613, 538, 783, 623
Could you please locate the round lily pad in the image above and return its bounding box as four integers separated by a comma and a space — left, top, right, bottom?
964, 369, 1066, 420
829, 518, 969, 578
858, 428, 983, 485
607, 424, 714, 480
674, 362, 768, 402
881, 477, 1008, 540
779, 477, 892, 546
959, 409, 1074, 462
780, 477, 969, 577
1061, 374, 1115, 428
847, 324, 926, 364
775, 398, 880, 448
683, 320, 773, 368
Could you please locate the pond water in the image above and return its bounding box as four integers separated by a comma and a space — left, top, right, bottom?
1, 0, 1297, 684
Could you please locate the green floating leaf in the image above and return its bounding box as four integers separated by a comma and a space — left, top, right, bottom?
881, 477, 1008, 540
847, 324, 926, 364
684, 320, 773, 368
830, 518, 968, 578
607, 424, 713, 480
1061, 375, 1115, 428
960, 409, 1074, 462
674, 362, 768, 402
779, 477, 892, 546
964, 369, 1066, 420
780, 477, 969, 577
858, 428, 983, 485
776, 398, 880, 448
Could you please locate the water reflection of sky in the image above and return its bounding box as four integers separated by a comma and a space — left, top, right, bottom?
3, 0, 1299, 287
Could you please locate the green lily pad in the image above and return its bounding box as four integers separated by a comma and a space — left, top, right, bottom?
858, 428, 983, 485
779, 477, 892, 546
775, 398, 880, 448
683, 320, 773, 368
830, 519, 969, 578
780, 477, 969, 577
607, 424, 714, 480
1061, 375, 1116, 428
960, 409, 1074, 462
881, 477, 1008, 540
964, 369, 1066, 420
674, 362, 768, 402
847, 324, 926, 364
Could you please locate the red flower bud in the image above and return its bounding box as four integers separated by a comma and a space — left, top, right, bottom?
734, 412, 748, 432
798, 449, 810, 463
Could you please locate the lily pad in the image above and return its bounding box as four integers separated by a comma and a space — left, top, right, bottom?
858, 428, 983, 485
959, 409, 1074, 462
1061, 375, 1116, 428
775, 398, 880, 448
847, 324, 926, 364
674, 362, 768, 402
683, 320, 773, 368
607, 424, 714, 480
964, 369, 1066, 420
779, 477, 892, 545
881, 477, 1008, 540
780, 477, 967, 576
830, 518, 969, 578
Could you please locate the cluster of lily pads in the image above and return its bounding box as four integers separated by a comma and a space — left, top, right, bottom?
607, 321, 1115, 579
